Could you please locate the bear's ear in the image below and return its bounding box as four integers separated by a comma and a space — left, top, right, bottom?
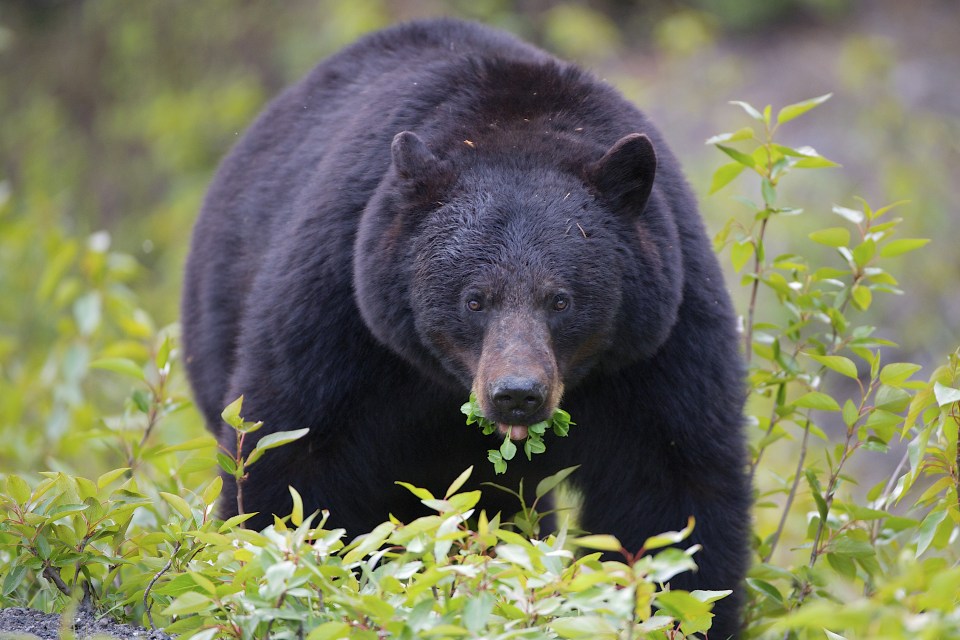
391, 131, 455, 203
391, 131, 438, 179
585, 133, 658, 216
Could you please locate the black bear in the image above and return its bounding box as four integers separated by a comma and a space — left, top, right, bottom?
182, 18, 750, 636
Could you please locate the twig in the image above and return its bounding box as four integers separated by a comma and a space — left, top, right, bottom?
42, 565, 71, 596
762, 417, 811, 563
144, 541, 181, 630
743, 217, 769, 366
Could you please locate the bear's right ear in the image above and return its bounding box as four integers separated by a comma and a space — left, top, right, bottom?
391, 131, 454, 203
585, 133, 658, 217
392, 131, 438, 179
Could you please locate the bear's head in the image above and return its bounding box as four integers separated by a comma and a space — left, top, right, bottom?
354, 131, 683, 438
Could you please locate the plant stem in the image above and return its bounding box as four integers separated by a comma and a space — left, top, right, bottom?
42, 565, 71, 596
144, 541, 181, 630
763, 417, 811, 563
743, 217, 769, 366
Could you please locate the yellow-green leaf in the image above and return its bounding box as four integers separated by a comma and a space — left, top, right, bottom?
201, 476, 222, 505
851, 284, 872, 311
90, 358, 145, 382
776, 93, 832, 125
709, 161, 746, 194
809, 227, 850, 248
289, 485, 304, 526
705, 126, 755, 146
879, 238, 930, 258
159, 492, 194, 519
221, 396, 244, 428
807, 354, 859, 380
570, 534, 622, 552
731, 239, 754, 273
444, 466, 473, 498
794, 391, 841, 411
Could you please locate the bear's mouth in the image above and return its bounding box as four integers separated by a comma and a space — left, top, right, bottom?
497, 424, 529, 441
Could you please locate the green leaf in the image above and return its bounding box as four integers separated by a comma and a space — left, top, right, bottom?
570, 534, 622, 552
705, 126, 755, 146
776, 93, 832, 125
155, 334, 171, 371
463, 591, 495, 633
808, 227, 850, 248
879, 362, 922, 387
444, 466, 473, 498
807, 354, 859, 380
826, 552, 857, 579
826, 536, 875, 558
289, 486, 303, 526
488, 450, 506, 474
307, 622, 353, 640
551, 616, 619, 638
160, 492, 194, 520
216, 452, 238, 476
1, 565, 27, 597
643, 516, 695, 550
879, 238, 930, 258
5, 475, 31, 504
916, 508, 947, 556
761, 178, 776, 206
395, 482, 434, 501
96, 468, 130, 489
731, 239, 754, 273
163, 591, 214, 617
90, 357, 145, 382
342, 521, 395, 565
842, 399, 859, 427
523, 434, 546, 459
832, 204, 865, 224
709, 161, 746, 194
535, 465, 580, 499
716, 143, 757, 169
851, 284, 872, 311
852, 239, 877, 267
933, 381, 960, 407
251, 428, 310, 454
747, 578, 784, 604
794, 391, 841, 412
793, 155, 840, 169
220, 396, 245, 429
201, 476, 222, 505
499, 437, 517, 461
729, 100, 764, 121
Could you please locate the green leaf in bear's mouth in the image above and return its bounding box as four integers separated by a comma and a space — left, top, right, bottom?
461, 393, 575, 474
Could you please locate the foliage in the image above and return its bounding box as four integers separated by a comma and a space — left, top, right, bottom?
462, 394, 574, 474
710, 95, 959, 639
0, 4, 958, 634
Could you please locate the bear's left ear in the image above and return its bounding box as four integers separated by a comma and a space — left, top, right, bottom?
585, 133, 658, 216
391, 131, 455, 203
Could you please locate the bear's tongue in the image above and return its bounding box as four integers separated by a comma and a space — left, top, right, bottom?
497, 424, 529, 441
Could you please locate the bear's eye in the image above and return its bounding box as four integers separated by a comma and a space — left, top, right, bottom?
552, 294, 569, 312
467, 298, 483, 312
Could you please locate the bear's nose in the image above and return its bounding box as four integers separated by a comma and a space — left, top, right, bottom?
490, 377, 546, 422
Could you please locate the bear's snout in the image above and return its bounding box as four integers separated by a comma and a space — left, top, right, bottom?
473, 311, 562, 430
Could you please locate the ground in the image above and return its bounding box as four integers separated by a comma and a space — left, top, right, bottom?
0, 606, 170, 640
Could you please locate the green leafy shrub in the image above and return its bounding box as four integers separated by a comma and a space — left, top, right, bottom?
1, 93, 958, 639
709, 95, 959, 639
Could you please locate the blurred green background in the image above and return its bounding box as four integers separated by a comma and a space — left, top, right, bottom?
1, 0, 957, 477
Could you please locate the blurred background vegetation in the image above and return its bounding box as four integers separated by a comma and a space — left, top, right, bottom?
0, 0, 956, 479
